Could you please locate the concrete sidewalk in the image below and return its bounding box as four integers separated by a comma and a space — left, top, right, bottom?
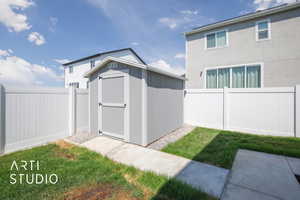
221, 149, 300, 200
70, 136, 229, 198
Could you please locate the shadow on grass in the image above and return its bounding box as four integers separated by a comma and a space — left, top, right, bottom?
150, 178, 215, 200
163, 127, 300, 169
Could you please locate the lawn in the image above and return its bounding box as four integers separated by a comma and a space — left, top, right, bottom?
162, 127, 300, 169
0, 140, 215, 200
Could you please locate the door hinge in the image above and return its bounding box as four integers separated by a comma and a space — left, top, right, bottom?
99, 102, 102, 106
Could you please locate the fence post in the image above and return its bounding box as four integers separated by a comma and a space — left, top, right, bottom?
296, 85, 300, 138
0, 84, 5, 154
69, 86, 76, 136
223, 87, 229, 130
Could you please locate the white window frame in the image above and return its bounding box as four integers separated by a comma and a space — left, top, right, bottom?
69, 65, 73, 73
204, 62, 264, 88
204, 29, 229, 49
256, 19, 271, 41
90, 60, 95, 68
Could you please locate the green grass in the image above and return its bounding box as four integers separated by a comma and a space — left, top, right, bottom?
0, 141, 215, 200
162, 127, 300, 169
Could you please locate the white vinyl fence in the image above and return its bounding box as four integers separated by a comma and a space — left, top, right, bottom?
0, 84, 88, 154
184, 86, 300, 137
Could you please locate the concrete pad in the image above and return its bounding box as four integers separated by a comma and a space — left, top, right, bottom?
80, 136, 229, 198
176, 160, 229, 198
227, 149, 300, 200
81, 136, 125, 156
286, 156, 300, 175
107, 143, 190, 177
221, 184, 279, 200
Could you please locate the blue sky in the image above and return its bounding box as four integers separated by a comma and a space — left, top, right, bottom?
0, 0, 294, 87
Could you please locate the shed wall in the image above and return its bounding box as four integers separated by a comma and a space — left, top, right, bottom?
88, 62, 143, 145
146, 71, 184, 144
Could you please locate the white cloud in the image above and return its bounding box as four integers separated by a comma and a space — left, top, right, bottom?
0, 49, 13, 57
49, 17, 58, 32
253, 0, 296, 11
0, 55, 63, 86
174, 53, 185, 59
180, 10, 199, 15
158, 17, 179, 29
28, 32, 46, 46
149, 59, 185, 75
159, 9, 210, 30
0, 0, 34, 32
54, 59, 71, 64
131, 42, 139, 46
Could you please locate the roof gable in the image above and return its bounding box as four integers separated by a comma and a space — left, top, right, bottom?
84, 57, 186, 81
62, 48, 146, 66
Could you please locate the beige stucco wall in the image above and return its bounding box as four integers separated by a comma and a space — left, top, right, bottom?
186, 7, 300, 88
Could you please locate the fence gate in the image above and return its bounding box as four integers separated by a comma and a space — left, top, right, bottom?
98, 70, 129, 140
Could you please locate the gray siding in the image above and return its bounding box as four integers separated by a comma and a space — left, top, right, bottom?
129, 67, 143, 145
147, 71, 184, 144
186, 7, 300, 88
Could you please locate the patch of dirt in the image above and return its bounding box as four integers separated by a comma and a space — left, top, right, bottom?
124, 174, 153, 200
63, 184, 139, 200
54, 140, 76, 160
55, 150, 76, 160
55, 140, 74, 149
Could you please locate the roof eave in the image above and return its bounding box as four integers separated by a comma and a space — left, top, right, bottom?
84, 57, 186, 81
185, 2, 300, 36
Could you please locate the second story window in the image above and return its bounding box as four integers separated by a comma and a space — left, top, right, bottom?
90, 60, 95, 68
206, 30, 228, 49
69, 66, 73, 73
69, 82, 79, 88
256, 19, 270, 41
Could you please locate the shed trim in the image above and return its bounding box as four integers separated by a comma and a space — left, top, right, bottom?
142, 69, 148, 146
84, 56, 186, 81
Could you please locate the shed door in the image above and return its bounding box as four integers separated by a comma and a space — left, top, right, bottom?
98, 70, 129, 140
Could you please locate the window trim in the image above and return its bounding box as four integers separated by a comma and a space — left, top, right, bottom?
204, 29, 229, 49
90, 60, 95, 68
204, 62, 264, 88
256, 19, 271, 41
69, 65, 73, 73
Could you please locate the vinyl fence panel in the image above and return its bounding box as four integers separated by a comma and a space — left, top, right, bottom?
0, 85, 89, 154
185, 86, 298, 137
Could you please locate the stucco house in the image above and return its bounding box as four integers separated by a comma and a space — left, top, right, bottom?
185, 2, 300, 89
63, 48, 145, 89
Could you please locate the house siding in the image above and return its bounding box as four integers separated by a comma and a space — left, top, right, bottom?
65, 49, 144, 89
186, 7, 300, 89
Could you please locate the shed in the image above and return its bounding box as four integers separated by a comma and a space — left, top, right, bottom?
84, 57, 185, 146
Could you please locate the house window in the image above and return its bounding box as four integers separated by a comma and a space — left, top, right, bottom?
256, 20, 270, 40
69, 82, 79, 88
90, 60, 95, 68
69, 66, 73, 73
206, 64, 261, 88
206, 69, 217, 88
206, 30, 228, 49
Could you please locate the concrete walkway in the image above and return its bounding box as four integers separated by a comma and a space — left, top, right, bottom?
148, 124, 195, 150
221, 149, 300, 200
69, 136, 229, 198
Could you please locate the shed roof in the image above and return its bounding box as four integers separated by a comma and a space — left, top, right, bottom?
83, 56, 186, 80
185, 2, 300, 36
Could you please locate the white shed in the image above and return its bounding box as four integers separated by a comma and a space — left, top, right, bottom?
84, 57, 185, 146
